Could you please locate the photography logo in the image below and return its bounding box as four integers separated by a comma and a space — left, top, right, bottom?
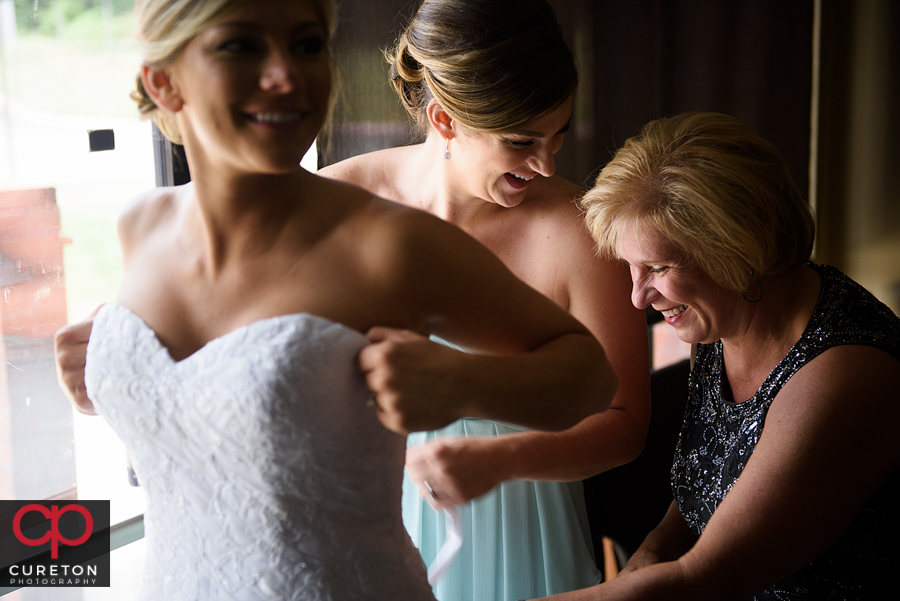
1, 500, 110, 588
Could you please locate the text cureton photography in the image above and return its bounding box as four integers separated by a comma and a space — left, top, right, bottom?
0, 500, 110, 589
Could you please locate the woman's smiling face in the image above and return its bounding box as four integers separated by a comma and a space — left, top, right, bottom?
616, 222, 741, 345
449, 97, 573, 208
165, 0, 332, 174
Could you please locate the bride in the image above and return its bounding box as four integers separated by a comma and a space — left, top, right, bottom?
79, 0, 617, 598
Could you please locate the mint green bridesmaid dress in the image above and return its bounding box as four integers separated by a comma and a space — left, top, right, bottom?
402, 419, 602, 601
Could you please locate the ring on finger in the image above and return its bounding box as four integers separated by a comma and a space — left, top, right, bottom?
423, 480, 437, 500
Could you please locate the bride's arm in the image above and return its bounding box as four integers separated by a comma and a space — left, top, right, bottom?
404, 225, 649, 505
357, 202, 617, 435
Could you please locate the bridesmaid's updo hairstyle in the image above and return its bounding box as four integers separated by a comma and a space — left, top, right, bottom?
385, 0, 578, 137
131, 0, 334, 144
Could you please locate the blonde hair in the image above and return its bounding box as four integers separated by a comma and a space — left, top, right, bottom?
581, 112, 815, 293
131, 0, 335, 144
385, 0, 577, 137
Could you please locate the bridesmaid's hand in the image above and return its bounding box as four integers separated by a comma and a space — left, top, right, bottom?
406, 436, 515, 508
54, 306, 102, 415
358, 326, 466, 435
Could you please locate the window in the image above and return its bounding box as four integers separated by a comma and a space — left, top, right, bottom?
0, 3, 318, 597
1, 2, 150, 598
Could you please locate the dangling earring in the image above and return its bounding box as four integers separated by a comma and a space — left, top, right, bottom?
443, 139, 451, 160
743, 268, 763, 304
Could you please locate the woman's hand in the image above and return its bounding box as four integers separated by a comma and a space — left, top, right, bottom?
618, 546, 662, 576
358, 326, 467, 435
619, 500, 695, 576
405, 436, 515, 508
53, 306, 102, 415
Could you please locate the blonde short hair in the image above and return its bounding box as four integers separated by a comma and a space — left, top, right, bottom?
384, 0, 577, 137
581, 112, 815, 293
131, 0, 334, 144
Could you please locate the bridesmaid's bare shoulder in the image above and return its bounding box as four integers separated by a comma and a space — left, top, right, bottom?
318, 145, 420, 203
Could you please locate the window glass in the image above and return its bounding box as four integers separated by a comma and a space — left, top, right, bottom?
2, 0, 149, 551
1, 1, 150, 597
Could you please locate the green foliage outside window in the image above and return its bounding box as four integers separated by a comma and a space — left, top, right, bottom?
12, 0, 135, 37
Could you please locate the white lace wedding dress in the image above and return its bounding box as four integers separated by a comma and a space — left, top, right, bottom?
85, 303, 435, 601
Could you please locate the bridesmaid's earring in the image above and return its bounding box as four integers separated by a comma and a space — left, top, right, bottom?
443, 139, 451, 160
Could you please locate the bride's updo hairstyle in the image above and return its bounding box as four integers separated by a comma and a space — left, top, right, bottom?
386, 0, 578, 137
131, 0, 335, 144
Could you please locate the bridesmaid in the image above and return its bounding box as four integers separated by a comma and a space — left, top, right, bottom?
320, 0, 650, 599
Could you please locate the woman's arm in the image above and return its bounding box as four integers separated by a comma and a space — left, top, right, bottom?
495, 231, 651, 478
404, 219, 650, 505
361, 327, 612, 435
535, 345, 900, 601
619, 500, 697, 575
357, 202, 618, 435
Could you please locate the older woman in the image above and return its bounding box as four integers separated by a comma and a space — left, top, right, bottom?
539, 112, 900, 600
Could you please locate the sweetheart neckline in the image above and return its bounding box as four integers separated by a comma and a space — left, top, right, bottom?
100, 302, 367, 366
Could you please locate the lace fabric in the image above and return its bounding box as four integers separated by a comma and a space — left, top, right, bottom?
85, 303, 436, 601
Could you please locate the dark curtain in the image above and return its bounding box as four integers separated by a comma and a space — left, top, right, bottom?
323, 0, 813, 196
321, 1, 419, 166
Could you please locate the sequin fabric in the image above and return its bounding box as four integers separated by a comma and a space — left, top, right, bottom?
672, 264, 900, 600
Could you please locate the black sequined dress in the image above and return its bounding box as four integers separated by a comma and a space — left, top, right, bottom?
672, 264, 900, 600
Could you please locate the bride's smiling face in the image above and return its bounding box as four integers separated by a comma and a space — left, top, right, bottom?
165, 0, 332, 174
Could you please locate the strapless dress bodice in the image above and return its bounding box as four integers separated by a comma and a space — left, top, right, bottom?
86, 303, 434, 601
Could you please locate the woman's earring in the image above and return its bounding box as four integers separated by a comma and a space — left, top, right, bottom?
743, 268, 762, 304
743, 279, 763, 304
443, 139, 451, 160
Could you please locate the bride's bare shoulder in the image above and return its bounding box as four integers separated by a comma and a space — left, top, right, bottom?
117, 183, 187, 253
